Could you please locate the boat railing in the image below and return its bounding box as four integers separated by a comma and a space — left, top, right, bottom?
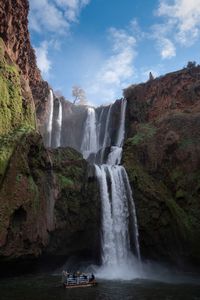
65, 276, 90, 285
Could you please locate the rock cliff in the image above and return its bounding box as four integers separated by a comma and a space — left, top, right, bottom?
0, 0, 100, 268
0, 0, 200, 272
0, 0, 50, 125
123, 66, 200, 269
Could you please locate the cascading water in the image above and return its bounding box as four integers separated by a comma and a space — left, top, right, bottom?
46, 94, 141, 279
55, 99, 62, 148
47, 90, 54, 148
81, 107, 98, 159
93, 99, 141, 279
100, 104, 112, 163
115, 98, 127, 147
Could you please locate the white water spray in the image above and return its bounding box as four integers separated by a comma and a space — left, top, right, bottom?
100, 104, 112, 163
81, 107, 98, 159
55, 99, 62, 148
93, 99, 141, 279
116, 99, 127, 147
70, 98, 141, 279
47, 90, 54, 148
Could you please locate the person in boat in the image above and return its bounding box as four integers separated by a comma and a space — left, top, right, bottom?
62, 270, 69, 284
89, 273, 95, 282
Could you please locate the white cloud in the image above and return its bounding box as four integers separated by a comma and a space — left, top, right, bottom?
157, 0, 200, 45
85, 26, 137, 103
151, 22, 176, 59
35, 41, 52, 75
29, 0, 91, 34
159, 38, 176, 59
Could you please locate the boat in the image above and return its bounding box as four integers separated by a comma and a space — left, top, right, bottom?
63, 280, 97, 289
62, 272, 97, 289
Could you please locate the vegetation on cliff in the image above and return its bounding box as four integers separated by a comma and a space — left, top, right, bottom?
123, 66, 200, 267
0, 38, 36, 184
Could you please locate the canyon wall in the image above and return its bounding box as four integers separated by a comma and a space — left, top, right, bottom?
123, 67, 200, 268
0, 0, 100, 267
0, 0, 200, 272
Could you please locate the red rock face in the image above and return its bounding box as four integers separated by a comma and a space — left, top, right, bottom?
123, 67, 200, 269
125, 67, 200, 134
0, 0, 50, 123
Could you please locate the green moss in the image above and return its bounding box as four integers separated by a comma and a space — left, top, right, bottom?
58, 174, 74, 188
0, 43, 35, 136
166, 198, 192, 239
175, 189, 185, 199
170, 169, 183, 183
16, 174, 23, 183
0, 38, 4, 60
128, 123, 157, 145
28, 176, 40, 212
0, 126, 33, 183
179, 138, 197, 149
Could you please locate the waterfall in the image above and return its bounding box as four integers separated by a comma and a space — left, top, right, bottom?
93, 98, 141, 278
100, 104, 112, 163
47, 90, 54, 148
115, 99, 127, 147
55, 99, 62, 148
53, 96, 141, 279
81, 107, 98, 159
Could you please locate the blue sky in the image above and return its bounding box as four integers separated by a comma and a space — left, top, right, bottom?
29, 0, 200, 106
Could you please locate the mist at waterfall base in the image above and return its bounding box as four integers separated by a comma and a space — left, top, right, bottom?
45, 91, 200, 284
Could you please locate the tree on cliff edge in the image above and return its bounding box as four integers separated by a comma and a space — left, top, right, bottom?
72, 86, 87, 105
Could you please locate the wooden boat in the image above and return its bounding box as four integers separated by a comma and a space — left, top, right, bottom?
63, 280, 97, 289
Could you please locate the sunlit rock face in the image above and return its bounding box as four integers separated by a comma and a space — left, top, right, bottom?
0, 0, 50, 130
123, 66, 200, 269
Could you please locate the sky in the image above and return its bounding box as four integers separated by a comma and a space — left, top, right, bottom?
29, 0, 200, 106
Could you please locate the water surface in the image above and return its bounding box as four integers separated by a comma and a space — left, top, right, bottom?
1, 274, 200, 300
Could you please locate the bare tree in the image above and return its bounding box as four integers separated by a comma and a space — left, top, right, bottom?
72, 86, 87, 105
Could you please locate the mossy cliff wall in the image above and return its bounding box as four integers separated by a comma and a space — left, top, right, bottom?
0, 43, 100, 261
0, 0, 50, 126
0, 0, 101, 266
0, 136, 100, 262
123, 66, 200, 269
46, 148, 101, 261
0, 38, 35, 183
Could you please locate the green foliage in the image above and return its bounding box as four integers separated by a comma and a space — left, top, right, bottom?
58, 174, 74, 188
170, 169, 183, 183
179, 138, 197, 149
186, 61, 196, 69
0, 126, 33, 183
128, 123, 157, 145
28, 176, 40, 212
166, 198, 192, 239
175, 189, 186, 199
16, 173, 23, 183
0, 42, 35, 136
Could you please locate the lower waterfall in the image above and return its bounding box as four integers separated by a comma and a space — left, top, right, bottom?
95, 165, 140, 267
82, 99, 141, 279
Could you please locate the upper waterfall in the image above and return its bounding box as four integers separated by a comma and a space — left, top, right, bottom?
47, 90, 54, 148
81, 107, 98, 159
55, 99, 63, 148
